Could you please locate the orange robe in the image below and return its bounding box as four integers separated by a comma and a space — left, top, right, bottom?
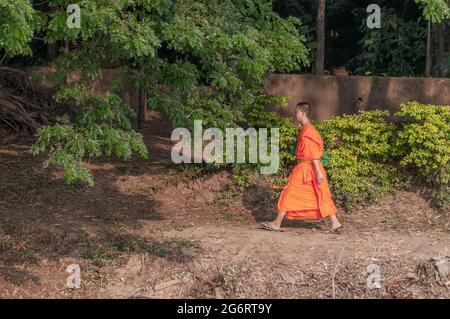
277, 123, 337, 219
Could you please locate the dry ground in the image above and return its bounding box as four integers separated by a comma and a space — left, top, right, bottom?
0, 112, 449, 299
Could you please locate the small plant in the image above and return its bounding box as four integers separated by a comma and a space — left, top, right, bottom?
394, 101, 450, 208
231, 164, 252, 192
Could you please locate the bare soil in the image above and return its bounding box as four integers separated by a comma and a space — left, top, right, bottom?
0, 111, 449, 299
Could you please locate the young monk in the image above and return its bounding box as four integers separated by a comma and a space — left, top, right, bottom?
261, 102, 342, 233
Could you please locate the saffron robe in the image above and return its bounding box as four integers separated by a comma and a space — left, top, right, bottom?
277, 123, 337, 219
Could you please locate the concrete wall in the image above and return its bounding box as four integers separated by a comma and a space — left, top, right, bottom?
28, 67, 450, 124
27, 67, 145, 129
264, 74, 450, 121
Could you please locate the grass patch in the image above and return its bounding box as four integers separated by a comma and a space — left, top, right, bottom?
100, 232, 201, 261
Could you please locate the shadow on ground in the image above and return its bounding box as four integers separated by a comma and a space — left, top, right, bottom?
242, 183, 326, 230
0, 112, 196, 286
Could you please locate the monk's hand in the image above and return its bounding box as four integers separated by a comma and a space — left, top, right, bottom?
313, 159, 323, 184
317, 173, 324, 184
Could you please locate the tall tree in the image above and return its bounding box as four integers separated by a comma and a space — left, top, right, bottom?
415, 0, 450, 76
315, 0, 326, 74
0, 0, 310, 185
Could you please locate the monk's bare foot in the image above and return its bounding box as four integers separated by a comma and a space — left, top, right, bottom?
265, 221, 281, 230
269, 221, 281, 230
260, 221, 281, 231
330, 222, 342, 231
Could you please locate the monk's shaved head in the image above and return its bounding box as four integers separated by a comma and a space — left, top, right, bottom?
295, 102, 311, 117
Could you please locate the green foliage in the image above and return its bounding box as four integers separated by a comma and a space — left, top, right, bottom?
1, 0, 310, 185
230, 164, 252, 193
436, 52, 450, 77
249, 102, 449, 211
323, 147, 406, 211
247, 95, 298, 169
243, 98, 418, 211
351, 8, 427, 76
350, 0, 450, 76
275, 0, 450, 75
247, 106, 412, 210
209, 95, 297, 191
31, 93, 148, 186
316, 111, 407, 210
394, 101, 450, 207
0, 0, 40, 56
394, 102, 449, 180
45, 0, 161, 58
318, 110, 395, 160
416, 0, 450, 22
143, 0, 310, 128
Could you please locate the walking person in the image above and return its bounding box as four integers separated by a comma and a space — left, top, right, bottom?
261, 102, 341, 233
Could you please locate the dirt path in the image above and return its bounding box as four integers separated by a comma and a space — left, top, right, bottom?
2, 218, 448, 298
104, 221, 449, 299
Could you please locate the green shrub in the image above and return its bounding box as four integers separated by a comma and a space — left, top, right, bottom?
248, 102, 413, 210
247, 95, 298, 169
321, 147, 407, 211
394, 101, 450, 208
240, 100, 450, 211
318, 110, 395, 160
242, 101, 450, 211
316, 110, 407, 211
230, 164, 252, 192
31, 93, 148, 186
247, 101, 409, 210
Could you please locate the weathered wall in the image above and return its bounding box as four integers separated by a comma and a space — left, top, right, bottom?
27, 67, 145, 128
264, 74, 450, 121
27, 67, 450, 124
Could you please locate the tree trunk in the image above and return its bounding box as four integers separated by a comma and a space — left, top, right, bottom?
46, 43, 58, 61
425, 20, 432, 77
315, 0, 326, 75
138, 83, 146, 129
436, 22, 446, 75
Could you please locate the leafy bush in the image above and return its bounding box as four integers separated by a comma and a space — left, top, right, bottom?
185, 100, 449, 212
1, 0, 310, 186
253, 102, 449, 211
316, 111, 407, 210
350, 8, 426, 77
248, 102, 412, 210
0, 0, 39, 56
246, 95, 298, 169
247, 101, 410, 210
31, 93, 148, 186
394, 101, 450, 208
416, 0, 450, 23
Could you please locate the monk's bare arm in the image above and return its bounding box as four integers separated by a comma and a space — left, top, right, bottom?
313, 160, 323, 183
